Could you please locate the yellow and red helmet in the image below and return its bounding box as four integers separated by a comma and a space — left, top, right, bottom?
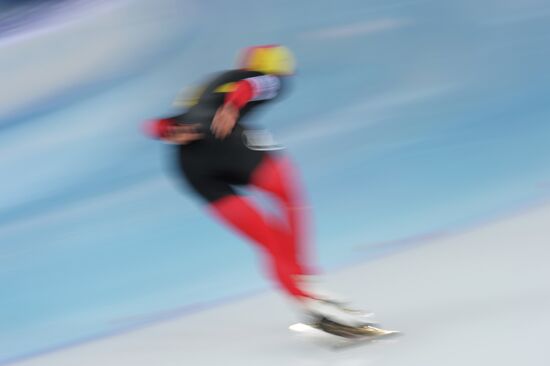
237, 45, 295, 75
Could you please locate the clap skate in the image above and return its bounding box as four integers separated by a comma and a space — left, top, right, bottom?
290, 297, 399, 348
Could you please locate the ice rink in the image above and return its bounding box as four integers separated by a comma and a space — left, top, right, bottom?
1, 0, 550, 365
10, 201, 550, 366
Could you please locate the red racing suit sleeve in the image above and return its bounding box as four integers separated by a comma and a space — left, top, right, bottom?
225, 75, 281, 109
143, 118, 174, 139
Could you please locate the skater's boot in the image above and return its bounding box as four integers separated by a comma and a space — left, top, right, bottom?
299, 297, 375, 328
297, 297, 395, 339
295, 275, 374, 323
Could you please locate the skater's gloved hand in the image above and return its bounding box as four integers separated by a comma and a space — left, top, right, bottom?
211, 103, 239, 139
165, 123, 204, 144
144, 118, 204, 145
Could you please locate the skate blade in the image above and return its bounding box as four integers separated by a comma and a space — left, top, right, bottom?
289, 322, 400, 349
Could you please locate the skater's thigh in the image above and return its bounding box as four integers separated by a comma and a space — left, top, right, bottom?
186, 172, 237, 202
250, 153, 302, 202
218, 143, 265, 186
176, 146, 237, 203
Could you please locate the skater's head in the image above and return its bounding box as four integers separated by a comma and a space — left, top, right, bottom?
237, 45, 295, 76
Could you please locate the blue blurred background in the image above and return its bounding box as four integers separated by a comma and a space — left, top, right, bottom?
1, 0, 550, 362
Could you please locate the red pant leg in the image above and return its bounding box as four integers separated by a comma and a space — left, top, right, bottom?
209, 194, 311, 299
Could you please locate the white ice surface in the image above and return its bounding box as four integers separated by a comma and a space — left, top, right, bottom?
13, 203, 550, 366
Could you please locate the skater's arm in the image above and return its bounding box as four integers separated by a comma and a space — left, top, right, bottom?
225, 75, 281, 108
144, 117, 204, 145
211, 75, 281, 139
211, 103, 239, 139
164, 123, 204, 144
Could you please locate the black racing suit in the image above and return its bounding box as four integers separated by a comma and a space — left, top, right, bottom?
171, 69, 287, 202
